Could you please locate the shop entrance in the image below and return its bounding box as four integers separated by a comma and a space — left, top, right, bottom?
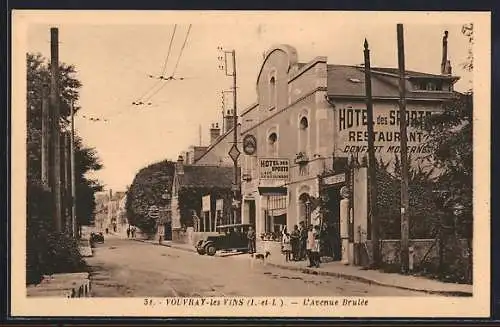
321, 187, 342, 260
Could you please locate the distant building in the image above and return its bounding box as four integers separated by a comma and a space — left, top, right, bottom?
93, 190, 127, 234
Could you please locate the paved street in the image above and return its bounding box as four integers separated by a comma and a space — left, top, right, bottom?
86, 239, 424, 297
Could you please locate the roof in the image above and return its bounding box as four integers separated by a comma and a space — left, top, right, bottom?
369, 67, 459, 79
326, 64, 459, 100
178, 165, 236, 189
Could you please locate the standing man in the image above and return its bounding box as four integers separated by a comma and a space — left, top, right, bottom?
126, 226, 131, 239
290, 224, 300, 261
247, 226, 256, 254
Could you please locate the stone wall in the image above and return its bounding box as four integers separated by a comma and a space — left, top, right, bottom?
365, 238, 471, 267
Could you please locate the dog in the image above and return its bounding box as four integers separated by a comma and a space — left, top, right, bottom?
249, 251, 271, 269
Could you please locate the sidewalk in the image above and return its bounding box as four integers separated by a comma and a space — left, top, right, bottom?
133, 238, 197, 252
264, 255, 473, 297
132, 238, 472, 296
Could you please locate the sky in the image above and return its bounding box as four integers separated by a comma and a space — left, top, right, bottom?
24, 12, 474, 191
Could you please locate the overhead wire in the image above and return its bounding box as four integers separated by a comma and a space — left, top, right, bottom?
80, 24, 181, 123
141, 24, 192, 104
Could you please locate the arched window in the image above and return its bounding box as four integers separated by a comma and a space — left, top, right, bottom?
298, 114, 309, 154
267, 132, 278, 156
300, 116, 308, 129
268, 132, 277, 144
269, 75, 277, 110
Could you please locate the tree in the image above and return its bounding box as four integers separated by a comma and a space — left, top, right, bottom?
421, 25, 473, 228
126, 160, 175, 236
27, 52, 103, 225
26, 52, 103, 283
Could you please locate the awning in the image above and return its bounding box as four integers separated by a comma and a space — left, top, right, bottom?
258, 186, 287, 196
268, 208, 287, 216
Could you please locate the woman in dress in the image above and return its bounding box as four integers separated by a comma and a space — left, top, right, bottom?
282, 231, 292, 262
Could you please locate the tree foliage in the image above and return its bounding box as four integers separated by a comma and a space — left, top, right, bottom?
126, 160, 175, 235
26, 52, 102, 284
419, 25, 474, 234
27, 52, 103, 225
375, 156, 439, 239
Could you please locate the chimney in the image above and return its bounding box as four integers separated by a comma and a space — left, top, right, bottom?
224, 109, 235, 133
176, 155, 184, 175
445, 60, 452, 75
209, 123, 221, 144
441, 30, 449, 74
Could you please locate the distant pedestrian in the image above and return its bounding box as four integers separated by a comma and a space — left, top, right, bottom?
281, 231, 292, 262
131, 227, 136, 238
299, 221, 307, 260
312, 225, 321, 268
290, 225, 300, 261
247, 226, 256, 254
126, 227, 131, 239
306, 225, 315, 267
105, 228, 109, 235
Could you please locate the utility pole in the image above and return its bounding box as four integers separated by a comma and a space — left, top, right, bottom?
41, 83, 50, 188
397, 24, 410, 273
218, 47, 241, 225
70, 100, 77, 238
50, 27, 62, 232
363, 39, 380, 267
64, 131, 71, 234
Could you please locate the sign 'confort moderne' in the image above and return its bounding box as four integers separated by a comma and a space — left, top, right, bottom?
336, 106, 435, 156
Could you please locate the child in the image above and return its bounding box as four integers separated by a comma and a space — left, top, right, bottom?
282, 232, 292, 262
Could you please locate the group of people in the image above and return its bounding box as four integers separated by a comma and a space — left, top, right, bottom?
281, 221, 321, 268
245, 222, 323, 268
126, 226, 137, 239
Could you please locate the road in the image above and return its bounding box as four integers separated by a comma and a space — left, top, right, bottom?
86, 239, 424, 297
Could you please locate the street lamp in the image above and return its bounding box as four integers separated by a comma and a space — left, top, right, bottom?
305, 199, 311, 227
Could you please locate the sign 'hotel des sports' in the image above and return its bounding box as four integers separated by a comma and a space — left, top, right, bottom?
259, 159, 290, 180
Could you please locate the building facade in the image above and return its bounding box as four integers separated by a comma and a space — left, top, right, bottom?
239, 43, 458, 257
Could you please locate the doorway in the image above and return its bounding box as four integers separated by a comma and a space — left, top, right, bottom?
245, 200, 256, 227
164, 223, 172, 240
322, 187, 342, 260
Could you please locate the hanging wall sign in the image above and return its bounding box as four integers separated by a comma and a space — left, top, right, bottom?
243, 134, 257, 155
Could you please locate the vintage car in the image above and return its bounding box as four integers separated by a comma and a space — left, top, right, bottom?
195, 223, 253, 256
90, 232, 104, 246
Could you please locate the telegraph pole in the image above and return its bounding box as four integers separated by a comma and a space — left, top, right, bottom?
363, 39, 380, 267
41, 83, 50, 188
397, 24, 410, 273
232, 50, 239, 213
50, 27, 62, 232
218, 47, 240, 225
64, 131, 71, 234
70, 100, 77, 238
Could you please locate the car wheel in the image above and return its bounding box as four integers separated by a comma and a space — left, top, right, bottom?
206, 245, 216, 256
197, 249, 205, 255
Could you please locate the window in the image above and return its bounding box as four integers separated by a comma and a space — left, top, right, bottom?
269, 74, 277, 110
299, 117, 309, 129
298, 114, 309, 155
267, 127, 279, 156
268, 132, 277, 144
